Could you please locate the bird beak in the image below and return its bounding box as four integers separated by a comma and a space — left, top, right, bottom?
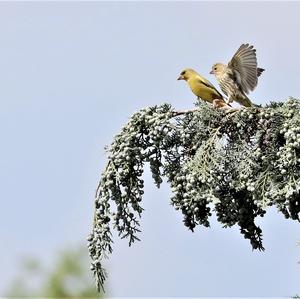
177, 75, 184, 80
209, 70, 214, 74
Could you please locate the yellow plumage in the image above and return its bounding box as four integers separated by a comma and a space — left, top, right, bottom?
177, 68, 224, 104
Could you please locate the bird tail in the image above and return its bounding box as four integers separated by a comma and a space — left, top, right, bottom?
257, 67, 265, 77
237, 94, 253, 107
240, 95, 261, 108
252, 103, 261, 108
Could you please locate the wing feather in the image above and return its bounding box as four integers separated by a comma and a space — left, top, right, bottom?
228, 44, 259, 93
197, 77, 223, 99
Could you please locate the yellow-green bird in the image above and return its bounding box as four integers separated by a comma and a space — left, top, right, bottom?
210, 43, 264, 107
177, 68, 228, 107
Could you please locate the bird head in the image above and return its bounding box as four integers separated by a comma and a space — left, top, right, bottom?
210, 63, 225, 76
177, 69, 198, 81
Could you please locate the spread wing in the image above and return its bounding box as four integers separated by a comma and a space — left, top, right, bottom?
228, 44, 259, 94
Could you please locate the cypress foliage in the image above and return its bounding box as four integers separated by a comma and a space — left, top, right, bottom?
88, 98, 300, 291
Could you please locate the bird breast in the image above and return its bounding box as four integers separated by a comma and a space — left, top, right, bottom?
218, 74, 235, 96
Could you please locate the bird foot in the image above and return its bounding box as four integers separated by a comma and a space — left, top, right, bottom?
212, 99, 231, 110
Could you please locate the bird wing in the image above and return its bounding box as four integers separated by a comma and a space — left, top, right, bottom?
228, 44, 258, 94
197, 76, 224, 99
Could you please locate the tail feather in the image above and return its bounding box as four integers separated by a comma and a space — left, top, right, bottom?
236, 94, 253, 107
257, 67, 265, 77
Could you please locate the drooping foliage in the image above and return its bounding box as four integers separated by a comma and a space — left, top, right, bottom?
88, 98, 300, 291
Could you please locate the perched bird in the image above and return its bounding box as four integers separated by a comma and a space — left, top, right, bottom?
177, 68, 228, 106
210, 43, 264, 107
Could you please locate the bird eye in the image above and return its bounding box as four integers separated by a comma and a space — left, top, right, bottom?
214, 67, 217, 70
181, 71, 186, 75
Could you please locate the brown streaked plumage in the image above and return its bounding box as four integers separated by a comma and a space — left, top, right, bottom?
210, 44, 264, 107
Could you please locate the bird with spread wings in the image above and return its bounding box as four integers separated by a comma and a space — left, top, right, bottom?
210, 43, 264, 107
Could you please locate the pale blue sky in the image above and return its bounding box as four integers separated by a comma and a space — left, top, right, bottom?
1, 1, 300, 297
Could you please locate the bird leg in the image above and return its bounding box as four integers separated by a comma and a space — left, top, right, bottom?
212, 99, 231, 110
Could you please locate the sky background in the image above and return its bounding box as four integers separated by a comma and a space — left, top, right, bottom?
1, 1, 300, 297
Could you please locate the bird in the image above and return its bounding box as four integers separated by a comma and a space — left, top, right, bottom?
177, 68, 228, 107
210, 43, 264, 107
